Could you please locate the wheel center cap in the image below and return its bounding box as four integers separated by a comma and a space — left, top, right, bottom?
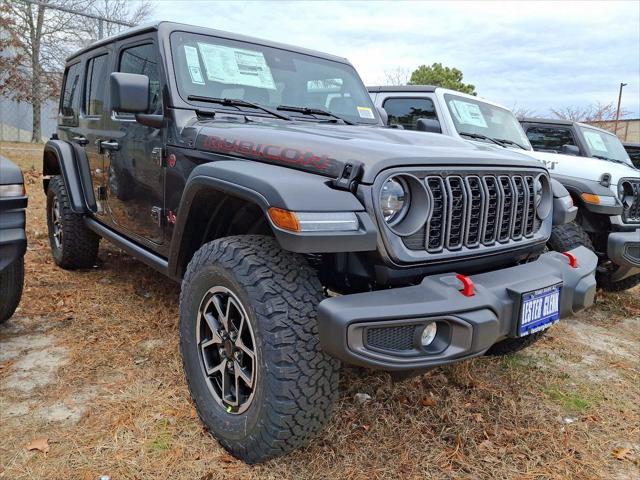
224, 339, 234, 358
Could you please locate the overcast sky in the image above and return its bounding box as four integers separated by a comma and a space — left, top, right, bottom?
150, 0, 640, 117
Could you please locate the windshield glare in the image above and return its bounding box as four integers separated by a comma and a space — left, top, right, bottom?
170, 31, 378, 124
579, 126, 631, 162
444, 94, 531, 149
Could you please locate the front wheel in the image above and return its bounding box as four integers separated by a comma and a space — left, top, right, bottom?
179, 235, 339, 463
0, 257, 24, 323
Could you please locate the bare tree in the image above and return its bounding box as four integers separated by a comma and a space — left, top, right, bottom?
382, 67, 410, 86
83, 0, 151, 44
511, 103, 537, 120
550, 102, 629, 124
0, 0, 151, 143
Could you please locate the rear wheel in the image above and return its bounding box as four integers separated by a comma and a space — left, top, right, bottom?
0, 257, 24, 323
179, 235, 339, 463
46, 176, 100, 269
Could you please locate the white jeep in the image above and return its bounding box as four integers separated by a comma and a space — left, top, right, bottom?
369, 85, 640, 291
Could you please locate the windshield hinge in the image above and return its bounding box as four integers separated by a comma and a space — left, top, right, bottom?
333, 162, 362, 192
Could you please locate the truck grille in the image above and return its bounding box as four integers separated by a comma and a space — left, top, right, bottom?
403, 173, 542, 252
621, 178, 640, 224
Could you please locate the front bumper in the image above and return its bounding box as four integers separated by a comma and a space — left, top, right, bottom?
318, 246, 597, 371
0, 195, 28, 271
607, 229, 640, 281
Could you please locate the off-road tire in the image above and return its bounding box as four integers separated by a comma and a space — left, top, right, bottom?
0, 257, 24, 323
46, 176, 99, 269
548, 222, 639, 291
485, 331, 546, 356
547, 222, 594, 252
179, 235, 339, 464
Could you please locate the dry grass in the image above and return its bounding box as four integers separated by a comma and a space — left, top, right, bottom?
1, 142, 638, 480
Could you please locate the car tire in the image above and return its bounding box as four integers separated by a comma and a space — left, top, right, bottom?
0, 257, 24, 323
179, 235, 339, 464
46, 176, 100, 269
548, 222, 639, 292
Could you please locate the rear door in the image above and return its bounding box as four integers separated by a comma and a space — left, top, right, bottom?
380, 95, 440, 131
523, 124, 580, 154
103, 36, 165, 247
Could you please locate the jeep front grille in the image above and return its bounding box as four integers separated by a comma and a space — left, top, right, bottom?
403, 173, 542, 252
621, 178, 640, 224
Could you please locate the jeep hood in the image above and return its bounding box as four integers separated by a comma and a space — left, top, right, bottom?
525, 150, 639, 186
187, 119, 544, 183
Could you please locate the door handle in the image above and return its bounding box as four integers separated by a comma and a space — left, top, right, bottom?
72, 136, 89, 146
99, 140, 120, 152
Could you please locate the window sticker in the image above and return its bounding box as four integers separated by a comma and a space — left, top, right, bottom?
583, 130, 608, 152
197, 43, 276, 90
357, 106, 375, 119
184, 45, 205, 85
449, 100, 488, 128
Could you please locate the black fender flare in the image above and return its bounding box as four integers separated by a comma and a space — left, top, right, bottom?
42, 140, 96, 213
550, 173, 623, 216
167, 160, 377, 279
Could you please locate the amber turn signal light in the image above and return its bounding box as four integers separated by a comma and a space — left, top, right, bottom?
268, 207, 300, 232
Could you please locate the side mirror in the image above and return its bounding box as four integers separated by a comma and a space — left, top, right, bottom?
416, 118, 442, 134
376, 106, 389, 125
110, 72, 149, 113
560, 144, 580, 156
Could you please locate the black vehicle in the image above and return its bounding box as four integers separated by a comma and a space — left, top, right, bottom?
44, 22, 597, 463
0, 156, 27, 323
624, 142, 640, 168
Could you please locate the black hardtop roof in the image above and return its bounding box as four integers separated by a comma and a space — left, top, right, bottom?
67, 21, 351, 65
520, 117, 575, 126
367, 85, 437, 93
623, 142, 640, 148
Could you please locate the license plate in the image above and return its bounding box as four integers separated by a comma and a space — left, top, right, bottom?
518, 284, 561, 336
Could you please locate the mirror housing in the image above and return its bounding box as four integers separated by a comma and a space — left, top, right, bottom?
376, 106, 389, 125
416, 118, 442, 134
110, 72, 149, 113
560, 144, 580, 156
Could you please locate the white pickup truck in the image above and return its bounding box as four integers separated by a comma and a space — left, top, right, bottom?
369, 85, 640, 291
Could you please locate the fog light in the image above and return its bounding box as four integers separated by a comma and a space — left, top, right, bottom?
421, 322, 438, 347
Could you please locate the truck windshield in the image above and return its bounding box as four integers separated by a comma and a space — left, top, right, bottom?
578, 125, 632, 164
170, 31, 378, 124
444, 94, 531, 150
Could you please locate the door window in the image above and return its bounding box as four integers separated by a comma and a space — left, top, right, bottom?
525, 126, 576, 152
60, 62, 82, 122
119, 43, 161, 113
382, 97, 437, 130
84, 54, 109, 116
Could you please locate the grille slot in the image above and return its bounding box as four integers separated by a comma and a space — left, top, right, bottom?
621, 179, 640, 224
402, 171, 543, 253
366, 325, 416, 351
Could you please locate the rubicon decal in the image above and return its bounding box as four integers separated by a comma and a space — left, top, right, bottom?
197, 135, 342, 176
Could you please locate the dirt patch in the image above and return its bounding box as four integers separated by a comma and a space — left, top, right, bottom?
1, 142, 639, 479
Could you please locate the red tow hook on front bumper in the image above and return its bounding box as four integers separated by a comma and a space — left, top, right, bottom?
455, 273, 475, 297
561, 251, 579, 268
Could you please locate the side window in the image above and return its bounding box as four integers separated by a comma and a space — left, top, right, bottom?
84, 54, 109, 116
382, 97, 437, 130
525, 126, 576, 152
60, 62, 82, 121
119, 43, 161, 114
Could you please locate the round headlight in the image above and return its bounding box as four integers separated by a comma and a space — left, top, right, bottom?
534, 176, 543, 208
380, 177, 409, 224
618, 181, 634, 207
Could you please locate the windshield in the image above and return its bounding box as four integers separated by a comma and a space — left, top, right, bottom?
444, 94, 531, 149
579, 125, 632, 163
170, 31, 378, 124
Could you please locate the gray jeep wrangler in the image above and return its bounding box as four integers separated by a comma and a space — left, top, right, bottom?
43, 22, 597, 463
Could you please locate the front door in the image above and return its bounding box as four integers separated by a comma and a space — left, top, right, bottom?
104, 39, 164, 246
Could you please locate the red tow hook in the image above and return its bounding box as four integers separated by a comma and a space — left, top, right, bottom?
455, 273, 475, 297
561, 251, 578, 268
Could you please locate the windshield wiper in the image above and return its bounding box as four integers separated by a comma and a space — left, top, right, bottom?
493, 138, 527, 150
591, 154, 629, 166
276, 104, 355, 125
187, 95, 291, 121
458, 131, 504, 147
